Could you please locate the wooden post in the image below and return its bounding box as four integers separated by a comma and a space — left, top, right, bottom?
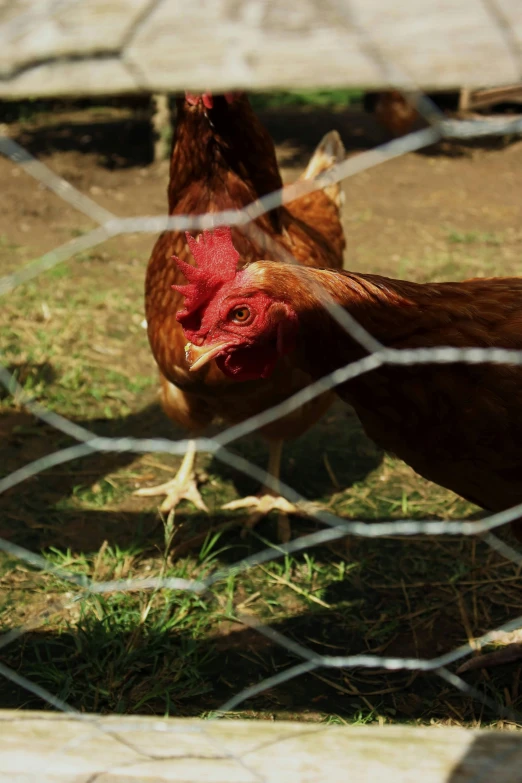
459, 87, 471, 112
151, 93, 172, 162
2, 711, 522, 782
464, 84, 522, 111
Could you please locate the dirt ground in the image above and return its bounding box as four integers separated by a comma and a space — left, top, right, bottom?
1, 103, 522, 723
2, 104, 521, 277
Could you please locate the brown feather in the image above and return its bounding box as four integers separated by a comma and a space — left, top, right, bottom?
246, 263, 522, 531
145, 94, 345, 445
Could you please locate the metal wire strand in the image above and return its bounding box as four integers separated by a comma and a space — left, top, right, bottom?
1, 80, 522, 736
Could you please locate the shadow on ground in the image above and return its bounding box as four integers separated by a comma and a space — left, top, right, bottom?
11, 102, 520, 173
1, 542, 519, 722
1, 399, 520, 724
0, 393, 383, 555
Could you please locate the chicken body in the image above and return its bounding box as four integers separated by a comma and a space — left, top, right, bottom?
251, 264, 522, 516
180, 257, 522, 670
364, 91, 422, 137
139, 95, 345, 535
181, 257, 522, 521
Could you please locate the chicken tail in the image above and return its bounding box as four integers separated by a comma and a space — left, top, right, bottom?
301, 130, 345, 209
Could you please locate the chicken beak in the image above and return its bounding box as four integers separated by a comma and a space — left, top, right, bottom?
185, 341, 229, 372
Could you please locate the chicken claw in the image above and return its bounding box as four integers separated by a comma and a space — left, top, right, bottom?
221, 492, 322, 542
221, 439, 324, 542
222, 493, 297, 542
134, 440, 208, 514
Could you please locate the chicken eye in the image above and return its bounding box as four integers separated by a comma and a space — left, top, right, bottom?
230, 306, 250, 323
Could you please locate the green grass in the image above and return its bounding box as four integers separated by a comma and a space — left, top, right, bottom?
447, 230, 503, 246
1, 249, 155, 420
250, 89, 364, 111
1, 522, 518, 723
391, 236, 518, 284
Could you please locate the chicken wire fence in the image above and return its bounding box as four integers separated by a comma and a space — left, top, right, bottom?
2, 67, 522, 742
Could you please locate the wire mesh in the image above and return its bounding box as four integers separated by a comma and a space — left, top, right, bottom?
2, 8, 522, 772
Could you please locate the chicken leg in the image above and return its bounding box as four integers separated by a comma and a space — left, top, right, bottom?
221, 439, 303, 542
134, 440, 208, 513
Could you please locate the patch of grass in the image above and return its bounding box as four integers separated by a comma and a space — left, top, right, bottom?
3, 589, 216, 714
250, 89, 364, 111
0, 243, 154, 419
447, 230, 503, 246
395, 244, 516, 283
0, 480, 519, 723
0, 235, 22, 251
330, 454, 477, 521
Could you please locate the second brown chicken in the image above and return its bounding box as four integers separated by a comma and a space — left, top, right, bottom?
137, 92, 346, 540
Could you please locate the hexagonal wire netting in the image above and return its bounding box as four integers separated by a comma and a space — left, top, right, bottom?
2, 5, 522, 768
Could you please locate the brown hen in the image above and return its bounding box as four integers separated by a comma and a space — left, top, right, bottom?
183, 258, 522, 522
364, 90, 422, 137
137, 93, 345, 538
179, 243, 522, 669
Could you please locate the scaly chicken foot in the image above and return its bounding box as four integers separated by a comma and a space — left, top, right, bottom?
221, 439, 319, 542
222, 492, 298, 542
134, 440, 208, 514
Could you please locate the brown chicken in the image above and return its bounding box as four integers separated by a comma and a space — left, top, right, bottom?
137, 92, 346, 538
364, 91, 422, 137
178, 234, 522, 669
179, 236, 522, 523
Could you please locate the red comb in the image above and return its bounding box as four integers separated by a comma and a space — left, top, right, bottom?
172, 227, 240, 318
185, 92, 213, 109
